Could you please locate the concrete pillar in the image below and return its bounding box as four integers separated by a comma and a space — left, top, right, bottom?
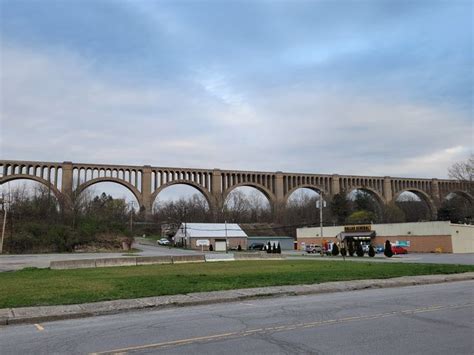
275, 172, 284, 202
211, 169, 222, 221
431, 178, 440, 206
141, 165, 153, 216
61, 161, 73, 197
273, 172, 285, 222
383, 176, 392, 203
331, 174, 340, 196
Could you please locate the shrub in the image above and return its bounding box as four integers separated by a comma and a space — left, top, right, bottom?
356, 244, 364, 257
368, 245, 375, 257
272, 243, 277, 253
267, 242, 272, 253
237, 244, 242, 251
276, 243, 281, 254
209, 244, 213, 251
384, 240, 393, 257
331, 243, 339, 256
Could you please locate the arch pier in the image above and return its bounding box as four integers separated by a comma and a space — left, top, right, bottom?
1, 160, 472, 219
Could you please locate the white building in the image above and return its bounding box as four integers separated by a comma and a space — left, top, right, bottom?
174, 223, 248, 251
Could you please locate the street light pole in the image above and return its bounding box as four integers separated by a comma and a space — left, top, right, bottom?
317, 193, 326, 255
319, 193, 324, 240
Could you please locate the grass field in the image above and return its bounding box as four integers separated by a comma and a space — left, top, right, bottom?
0, 260, 472, 308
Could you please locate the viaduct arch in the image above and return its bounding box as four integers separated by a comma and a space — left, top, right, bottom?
1, 160, 472, 219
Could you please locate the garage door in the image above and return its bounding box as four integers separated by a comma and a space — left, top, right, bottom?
215, 241, 227, 252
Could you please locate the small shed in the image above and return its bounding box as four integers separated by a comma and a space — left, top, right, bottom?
174, 223, 248, 251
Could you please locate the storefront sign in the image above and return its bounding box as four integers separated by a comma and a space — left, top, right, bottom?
196, 239, 210, 247
344, 225, 372, 233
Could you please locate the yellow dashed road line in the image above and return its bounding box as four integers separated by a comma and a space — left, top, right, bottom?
34, 324, 44, 332
90, 302, 473, 355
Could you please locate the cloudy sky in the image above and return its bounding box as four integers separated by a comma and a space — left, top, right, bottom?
1, 0, 473, 180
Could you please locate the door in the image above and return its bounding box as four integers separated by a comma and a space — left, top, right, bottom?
215, 241, 226, 252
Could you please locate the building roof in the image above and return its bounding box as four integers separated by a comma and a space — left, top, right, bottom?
177, 223, 248, 238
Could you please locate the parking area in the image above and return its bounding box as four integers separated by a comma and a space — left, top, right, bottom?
284, 250, 474, 265
0, 240, 202, 272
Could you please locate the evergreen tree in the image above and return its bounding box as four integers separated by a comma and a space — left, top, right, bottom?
384, 240, 393, 257
368, 245, 375, 257
329, 193, 351, 225
272, 243, 277, 253
356, 243, 364, 257
267, 241, 272, 253
348, 242, 355, 257
276, 243, 281, 254
331, 243, 339, 256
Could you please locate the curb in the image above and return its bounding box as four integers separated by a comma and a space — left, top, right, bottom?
1, 272, 473, 326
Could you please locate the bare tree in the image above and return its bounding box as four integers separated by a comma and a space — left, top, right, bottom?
448, 154, 473, 195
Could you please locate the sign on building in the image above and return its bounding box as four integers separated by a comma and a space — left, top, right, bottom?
344, 225, 372, 233
196, 239, 210, 247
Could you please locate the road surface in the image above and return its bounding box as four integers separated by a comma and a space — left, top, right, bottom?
1, 281, 472, 354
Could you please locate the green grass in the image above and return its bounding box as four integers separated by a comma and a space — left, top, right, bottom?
0, 260, 472, 308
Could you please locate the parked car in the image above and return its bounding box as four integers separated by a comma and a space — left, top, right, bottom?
362, 244, 377, 253
157, 238, 171, 246
305, 244, 322, 254
248, 243, 265, 251
376, 245, 384, 253
392, 246, 408, 255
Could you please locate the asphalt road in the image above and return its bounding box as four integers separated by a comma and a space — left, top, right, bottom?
1, 281, 472, 354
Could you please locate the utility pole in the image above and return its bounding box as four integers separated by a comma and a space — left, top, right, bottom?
221, 205, 228, 252
319, 193, 325, 239
225, 219, 228, 253
317, 193, 325, 255
129, 201, 135, 234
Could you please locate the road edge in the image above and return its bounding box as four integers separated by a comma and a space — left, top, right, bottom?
1, 272, 473, 326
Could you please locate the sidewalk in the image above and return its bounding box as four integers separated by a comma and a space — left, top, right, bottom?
1, 272, 473, 326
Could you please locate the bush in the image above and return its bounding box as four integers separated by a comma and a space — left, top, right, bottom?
209, 244, 213, 251
237, 244, 242, 251
276, 243, 281, 254
331, 243, 339, 256
356, 244, 364, 257
384, 240, 393, 257
4, 231, 36, 253
340, 247, 347, 257
272, 243, 277, 254
368, 245, 375, 257
267, 242, 272, 253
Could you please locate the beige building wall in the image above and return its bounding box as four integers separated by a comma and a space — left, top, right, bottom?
450, 224, 474, 253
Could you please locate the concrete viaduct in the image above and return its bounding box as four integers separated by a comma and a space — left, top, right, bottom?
0, 160, 472, 218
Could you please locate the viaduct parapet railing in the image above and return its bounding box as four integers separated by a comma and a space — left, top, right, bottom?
0, 160, 472, 218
